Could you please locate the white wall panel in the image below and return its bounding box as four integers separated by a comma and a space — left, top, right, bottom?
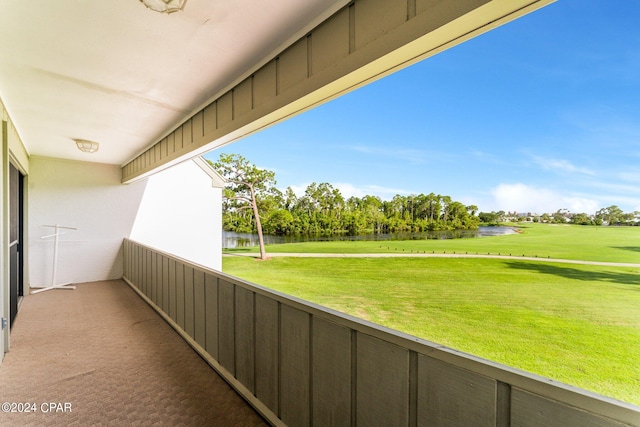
28, 156, 146, 286
129, 159, 223, 271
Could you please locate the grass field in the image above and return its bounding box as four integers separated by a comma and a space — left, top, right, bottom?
225, 223, 640, 263
222, 224, 640, 405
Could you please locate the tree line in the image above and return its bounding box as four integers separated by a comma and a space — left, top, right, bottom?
234, 183, 480, 236
211, 154, 638, 258
211, 154, 479, 242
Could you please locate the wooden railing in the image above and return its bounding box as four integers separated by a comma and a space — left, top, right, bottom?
122, 239, 639, 426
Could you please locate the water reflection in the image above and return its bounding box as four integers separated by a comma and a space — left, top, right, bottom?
223, 226, 518, 248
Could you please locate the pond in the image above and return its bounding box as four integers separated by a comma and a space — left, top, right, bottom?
223, 226, 518, 248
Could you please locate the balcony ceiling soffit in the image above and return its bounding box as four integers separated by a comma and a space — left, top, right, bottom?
0, 0, 346, 165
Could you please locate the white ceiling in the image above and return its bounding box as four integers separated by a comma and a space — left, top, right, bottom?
0, 0, 347, 165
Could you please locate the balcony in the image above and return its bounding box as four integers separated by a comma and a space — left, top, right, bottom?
2, 1, 639, 425
111, 239, 636, 426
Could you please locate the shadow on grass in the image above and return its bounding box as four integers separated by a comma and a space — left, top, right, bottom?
611, 246, 640, 253
223, 248, 253, 253
505, 262, 640, 286
222, 248, 258, 258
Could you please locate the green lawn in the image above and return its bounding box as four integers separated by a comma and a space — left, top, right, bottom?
222, 224, 640, 405
226, 223, 640, 263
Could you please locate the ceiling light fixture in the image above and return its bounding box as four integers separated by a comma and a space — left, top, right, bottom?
139, 0, 187, 14
74, 139, 100, 153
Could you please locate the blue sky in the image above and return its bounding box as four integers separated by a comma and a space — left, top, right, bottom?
205, 0, 640, 215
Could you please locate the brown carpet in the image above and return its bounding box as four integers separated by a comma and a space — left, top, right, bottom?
0, 280, 268, 426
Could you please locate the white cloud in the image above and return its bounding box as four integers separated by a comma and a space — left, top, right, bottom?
345, 145, 430, 165
590, 180, 640, 195
284, 182, 412, 199
562, 197, 601, 214
618, 170, 640, 184
591, 192, 640, 211
469, 149, 505, 165
287, 183, 310, 197
490, 183, 599, 214
532, 155, 595, 175
334, 183, 412, 199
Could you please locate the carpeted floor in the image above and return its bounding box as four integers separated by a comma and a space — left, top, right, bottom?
0, 280, 268, 426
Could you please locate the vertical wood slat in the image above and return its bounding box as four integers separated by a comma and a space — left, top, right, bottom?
204, 274, 219, 359
203, 103, 216, 135
349, 3, 356, 54
234, 78, 253, 118
278, 38, 308, 94
497, 381, 511, 427
139, 246, 144, 290
218, 279, 235, 374
350, 330, 357, 427
253, 61, 276, 108
255, 294, 279, 414
134, 244, 139, 289
312, 317, 351, 426
176, 262, 185, 330
168, 259, 177, 322
182, 120, 191, 147
280, 305, 311, 427
157, 254, 162, 307
138, 246, 146, 292
123, 240, 129, 278
354, 0, 407, 51
217, 92, 233, 128
135, 246, 147, 290
184, 266, 195, 339
125, 241, 131, 283
156, 254, 163, 309
311, 8, 350, 77
125, 240, 131, 285
167, 133, 175, 155
140, 246, 144, 293
175, 126, 184, 152
192, 110, 204, 140
125, 240, 130, 278
151, 252, 157, 305
128, 241, 133, 284
356, 333, 410, 426
193, 270, 206, 347
141, 247, 145, 294
146, 249, 152, 299
409, 350, 418, 427
418, 355, 497, 427
235, 287, 255, 393
162, 256, 169, 313
407, 0, 417, 20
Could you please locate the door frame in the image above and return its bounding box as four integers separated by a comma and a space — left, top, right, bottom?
2, 117, 29, 358
9, 161, 24, 327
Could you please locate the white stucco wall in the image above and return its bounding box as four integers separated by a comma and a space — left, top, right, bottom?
129, 159, 223, 271
28, 156, 222, 287
28, 157, 147, 286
